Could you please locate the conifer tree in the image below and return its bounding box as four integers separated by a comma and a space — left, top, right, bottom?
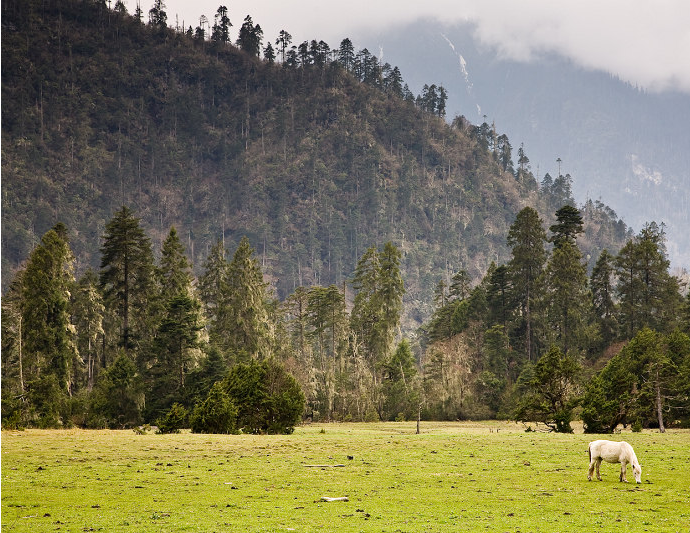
549, 205, 584, 249
146, 227, 203, 419
544, 240, 589, 354
616, 223, 682, 336
198, 240, 230, 348
351, 242, 404, 369
21, 223, 77, 395
158, 227, 192, 300
222, 237, 271, 360
211, 5, 231, 44
507, 207, 547, 361
514, 345, 580, 433
99, 207, 155, 358
275, 30, 292, 63
72, 269, 105, 391
236, 15, 262, 57
591, 249, 618, 347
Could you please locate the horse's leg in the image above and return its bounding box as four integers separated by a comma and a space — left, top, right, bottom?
596, 458, 602, 481
620, 460, 627, 482
588, 457, 596, 481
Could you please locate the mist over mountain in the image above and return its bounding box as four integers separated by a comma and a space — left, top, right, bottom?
356, 20, 690, 267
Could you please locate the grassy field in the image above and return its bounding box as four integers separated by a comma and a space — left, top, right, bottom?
2, 421, 689, 532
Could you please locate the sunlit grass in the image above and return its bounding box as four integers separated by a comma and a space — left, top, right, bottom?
3, 422, 689, 532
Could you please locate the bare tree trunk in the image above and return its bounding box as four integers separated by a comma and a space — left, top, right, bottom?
656, 371, 665, 433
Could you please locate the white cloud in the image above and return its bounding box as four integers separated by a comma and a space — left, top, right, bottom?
155, 0, 690, 93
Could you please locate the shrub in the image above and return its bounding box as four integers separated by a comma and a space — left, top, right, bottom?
223, 359, 305, 434
156, 403, 188, 434
190, 382, 238, 434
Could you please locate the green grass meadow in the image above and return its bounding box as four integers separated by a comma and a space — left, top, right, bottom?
2, 422, 689, 532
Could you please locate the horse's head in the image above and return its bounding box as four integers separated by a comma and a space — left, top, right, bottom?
632, 462, 642, 483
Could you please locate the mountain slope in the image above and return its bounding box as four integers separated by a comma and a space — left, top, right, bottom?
358, 20, 690, 266
1, 0, 630, 329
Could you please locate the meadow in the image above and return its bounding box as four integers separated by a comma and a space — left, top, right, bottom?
2, 421, 689, 532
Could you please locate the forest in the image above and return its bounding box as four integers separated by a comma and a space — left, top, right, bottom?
2, 203, 689, 432
2, 1, 690, 432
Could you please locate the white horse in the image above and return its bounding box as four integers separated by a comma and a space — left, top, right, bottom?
588, 440, 642, 483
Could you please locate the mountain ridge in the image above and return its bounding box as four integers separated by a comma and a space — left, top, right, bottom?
1, 0, 632, 329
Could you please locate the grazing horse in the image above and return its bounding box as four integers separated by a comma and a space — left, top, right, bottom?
588, 440, 642, 483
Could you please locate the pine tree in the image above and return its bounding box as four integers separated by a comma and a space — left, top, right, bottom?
549, 205, 584, 249
145, 226, 203, 418
507, 207, 547, 361
211, 5, 231, 44
72, 269, 105, 391
351, 243, 404, 368
591, 249, 618, 347
275, 30, 292, 63
514, 345, 580, 433
222, 237, 271, 361
382, 339, 420, 420
616, 223, 682, 336
544, 240, 589, 354
158, 227, 192, 300
236, 15, 262, 57
99, 207, 155, 357
198, 240, 230, 348
22, 224, 77, 396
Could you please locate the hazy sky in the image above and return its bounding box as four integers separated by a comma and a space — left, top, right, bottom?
149, 0, 690, 94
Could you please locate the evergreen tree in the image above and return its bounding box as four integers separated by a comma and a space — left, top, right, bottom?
549, 205, 584, 249
497, 134, 514, 173
21, 223, 77, 398
485, 263, 512, 330
514, 345, 580, 432
222, 237, 271, 360
616, 223, 682, 336
146, 227, 203, 419
223, 359, 304, 434
275, 30, 292, 63
236, 15, 263, 57
337, 38, 355, 71
211, 5, 231, 44
72, 269, 105, 391
544, 240, 589, 354
198, 240, 230, 348
88, 352, 143, 428
158, 227, 193, 300
591, 249, 618, 348
382, 339, 420, 420
507, 207, 547, 361
263, 42, 275, 63
148, 0, 167, 29
99, 206, 155, 357
351, 243, 404, 368
190, 381, 237, 434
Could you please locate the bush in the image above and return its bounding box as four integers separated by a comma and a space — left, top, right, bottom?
190, 382, 238, 434
223, 359, 305, 434
88, 353, 143, 428
156, 403, 188, 434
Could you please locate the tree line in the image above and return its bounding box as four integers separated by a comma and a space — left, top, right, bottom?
3, 203, 688, 432
141, 2, 448, 115
1, 207, 407, 429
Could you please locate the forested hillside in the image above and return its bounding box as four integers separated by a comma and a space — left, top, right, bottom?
2, 0, 629, 326
5, 1, 688, 432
